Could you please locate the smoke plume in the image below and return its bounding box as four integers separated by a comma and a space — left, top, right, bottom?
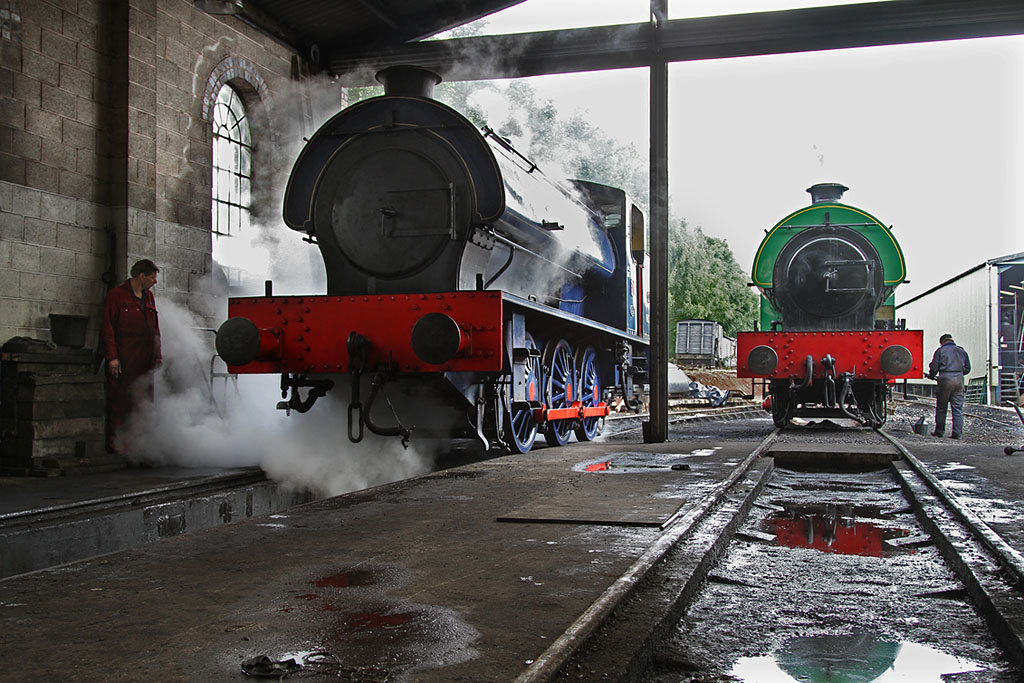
118, 298, 434, 497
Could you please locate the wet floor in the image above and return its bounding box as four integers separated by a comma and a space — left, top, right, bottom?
646, 466, 1018, 682
188, 561, 481, 680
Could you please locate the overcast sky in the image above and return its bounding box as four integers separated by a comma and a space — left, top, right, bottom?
449, 1, 1024, 301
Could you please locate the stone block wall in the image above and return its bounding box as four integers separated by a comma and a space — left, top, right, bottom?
1, 0, 312, 346
0, 179, 109, 343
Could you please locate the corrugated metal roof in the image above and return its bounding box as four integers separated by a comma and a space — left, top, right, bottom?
897, 251, 1024, 308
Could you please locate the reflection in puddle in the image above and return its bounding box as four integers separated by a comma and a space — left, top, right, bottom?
731, 635, 983, 682
762, 503, 912, 558
575, 453, 692, 473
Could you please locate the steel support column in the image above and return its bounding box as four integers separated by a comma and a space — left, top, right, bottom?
645, 3, 669, 443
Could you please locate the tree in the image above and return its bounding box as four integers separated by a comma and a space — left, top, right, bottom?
668, 218, 759, 342
342, 71, 755, 342
487, 81, 649, 209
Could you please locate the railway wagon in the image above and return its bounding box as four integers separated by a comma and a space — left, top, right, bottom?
215, 66, 649, 453
736, 183, 923, 427
675, 319, 735, 368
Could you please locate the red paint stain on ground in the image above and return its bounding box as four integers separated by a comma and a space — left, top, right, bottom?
313, 569, 377, 588
339, 611, 416, 633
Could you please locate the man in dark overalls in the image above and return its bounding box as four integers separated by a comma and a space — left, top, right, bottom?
101, 259, 161, 454
927, 333, 971, 439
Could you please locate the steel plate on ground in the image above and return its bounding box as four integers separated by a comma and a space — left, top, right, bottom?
496, 493, 685, 527
498, 453, 690, 527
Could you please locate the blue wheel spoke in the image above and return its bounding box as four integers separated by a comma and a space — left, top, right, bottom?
544, 340, 576, 447
574, 348, 601, 441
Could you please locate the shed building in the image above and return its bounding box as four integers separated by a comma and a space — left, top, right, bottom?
896, 252, 1024, 405
1, 0, 1021, 466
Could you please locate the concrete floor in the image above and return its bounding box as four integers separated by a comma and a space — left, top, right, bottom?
0, 431, 760, 680
1, 415, 1023, 680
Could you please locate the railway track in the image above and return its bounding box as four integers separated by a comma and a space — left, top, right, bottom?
603, 400, 767, 437
517, 426, 1024, 681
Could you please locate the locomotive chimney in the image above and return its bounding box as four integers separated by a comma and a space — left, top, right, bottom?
375, 65, 442, 98
806, 182, 849, 204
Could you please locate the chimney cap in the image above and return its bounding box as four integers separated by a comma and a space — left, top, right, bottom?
375, 65, 442, 98
806, 182, 849, 204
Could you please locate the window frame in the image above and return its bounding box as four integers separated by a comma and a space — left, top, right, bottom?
211, 84, 253, 240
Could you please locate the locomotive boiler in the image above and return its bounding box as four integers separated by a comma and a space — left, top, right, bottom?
215, 66, 649, 452
736, 183, 923, 427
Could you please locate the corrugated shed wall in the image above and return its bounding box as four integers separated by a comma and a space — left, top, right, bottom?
898, 265, 991, 387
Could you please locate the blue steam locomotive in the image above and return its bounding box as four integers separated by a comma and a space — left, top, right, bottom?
216, 66, 649, 453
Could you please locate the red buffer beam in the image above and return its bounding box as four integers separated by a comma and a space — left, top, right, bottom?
736, 329, 923, 380
222, 291, 504, 374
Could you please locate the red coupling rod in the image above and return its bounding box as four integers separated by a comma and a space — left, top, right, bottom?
533, 401, 609, 423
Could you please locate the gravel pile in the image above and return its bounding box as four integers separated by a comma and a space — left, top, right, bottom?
887, 396, 1024, 446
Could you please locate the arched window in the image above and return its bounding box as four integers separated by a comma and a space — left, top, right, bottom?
212, 84, 252, 238
211, 84, 253, 289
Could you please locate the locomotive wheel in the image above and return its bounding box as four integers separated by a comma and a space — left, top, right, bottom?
574, 345, 603, 442
543, 338, 576, 447
503, 332, 541, 453
770, 380, 791, 428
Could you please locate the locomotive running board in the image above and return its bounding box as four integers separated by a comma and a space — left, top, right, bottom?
501, 291, 648, 346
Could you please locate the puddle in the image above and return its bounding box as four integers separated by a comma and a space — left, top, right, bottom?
335, 610, 417, 634
762, 503, 912, 557
730, 635, 983, 681
574, 453, 692, 473
202, 563, 480, 681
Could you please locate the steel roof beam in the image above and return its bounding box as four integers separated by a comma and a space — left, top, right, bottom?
327, 0, 1024, 83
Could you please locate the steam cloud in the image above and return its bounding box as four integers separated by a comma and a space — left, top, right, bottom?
117, 298, 434, 497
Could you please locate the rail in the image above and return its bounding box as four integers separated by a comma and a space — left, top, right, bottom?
879, 429, 1024, 587
514, 428, 780, 682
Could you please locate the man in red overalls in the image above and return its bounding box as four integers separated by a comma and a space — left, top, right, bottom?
101, 259, 162, 454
